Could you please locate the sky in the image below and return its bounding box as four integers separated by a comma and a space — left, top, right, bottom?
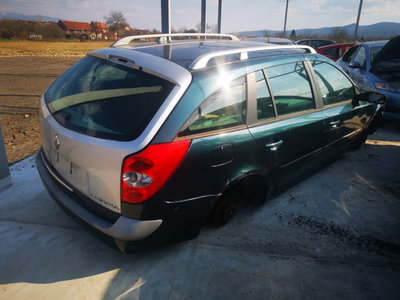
0, 0, 399, 32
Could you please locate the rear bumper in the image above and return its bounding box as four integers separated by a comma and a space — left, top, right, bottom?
36, 149, 162, 241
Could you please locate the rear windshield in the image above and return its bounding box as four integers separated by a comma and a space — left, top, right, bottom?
45, 55, 175, 141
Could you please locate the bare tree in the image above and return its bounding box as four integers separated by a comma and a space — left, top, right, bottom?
210, 24, 218, 33
104, 10, 128, 38
330, 27, 350, 43
196, 22, 211, 33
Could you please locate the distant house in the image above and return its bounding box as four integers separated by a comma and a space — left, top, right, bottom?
57, 20, 94, 39
91, 21, 109, 39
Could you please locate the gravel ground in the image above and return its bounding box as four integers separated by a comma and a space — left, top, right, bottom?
0, 122, 399, 299
0, 56, 79, 164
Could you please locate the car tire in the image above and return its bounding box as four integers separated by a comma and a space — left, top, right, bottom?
212, 190, 239, 227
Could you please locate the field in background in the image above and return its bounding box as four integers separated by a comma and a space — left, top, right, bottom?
0, 40, 113, 57
0, 40, 115, 164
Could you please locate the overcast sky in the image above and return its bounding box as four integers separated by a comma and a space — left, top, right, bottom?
0, 0, 399, 32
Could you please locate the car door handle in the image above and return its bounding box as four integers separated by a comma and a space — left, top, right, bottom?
330, 120, 341, 128
265, 140, 283, 151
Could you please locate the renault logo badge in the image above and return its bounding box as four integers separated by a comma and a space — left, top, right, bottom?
54, 134, 61, 150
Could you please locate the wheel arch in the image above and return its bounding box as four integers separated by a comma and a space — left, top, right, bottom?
219, 169, 274, 207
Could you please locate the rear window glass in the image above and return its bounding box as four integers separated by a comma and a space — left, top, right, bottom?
45, 55, 175, 141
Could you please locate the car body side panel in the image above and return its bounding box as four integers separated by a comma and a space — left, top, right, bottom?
322, 102, 371, 150
248, 111, 326, 187
162, 128, 267, 203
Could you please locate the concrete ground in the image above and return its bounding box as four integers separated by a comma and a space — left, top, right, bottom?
0, 121, 399, 300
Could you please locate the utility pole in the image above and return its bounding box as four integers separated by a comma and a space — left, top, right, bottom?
354, 0, 363, 42
201, 0, 207, 33
283, 0, 289, 37
217, 0, 222, 33
161, 0, 171, 34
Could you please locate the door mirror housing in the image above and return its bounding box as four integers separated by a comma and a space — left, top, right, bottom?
353, 91, 386, 107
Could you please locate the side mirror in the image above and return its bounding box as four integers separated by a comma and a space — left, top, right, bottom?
349, 61, 362, 68
367, 92, 386, 104
353, 91, 386, 107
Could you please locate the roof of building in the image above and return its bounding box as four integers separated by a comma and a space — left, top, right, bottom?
91, 22, 108, 29
58, 20, 93, 31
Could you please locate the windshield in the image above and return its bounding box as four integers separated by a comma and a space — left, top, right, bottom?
45, 55, 175, 141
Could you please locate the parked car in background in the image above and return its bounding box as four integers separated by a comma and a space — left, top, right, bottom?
36, 33, 385, 252
317, 43, 354, 61
244, 37, 296, 45
337, 36, 400, 124
296, 39, 336, 50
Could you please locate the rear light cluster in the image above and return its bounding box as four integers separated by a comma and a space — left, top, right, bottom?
121, 140, 191, 204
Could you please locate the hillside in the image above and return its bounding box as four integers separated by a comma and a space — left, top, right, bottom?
1, 11, 399, 40
240, 22, 400, 40
0, 12, 58, 22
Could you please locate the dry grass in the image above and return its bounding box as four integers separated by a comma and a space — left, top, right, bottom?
0, 40, 113, 57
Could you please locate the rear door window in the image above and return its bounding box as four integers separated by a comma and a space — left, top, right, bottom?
255, 70, 275, 121
179, 76, 246, 136
265, 62, 315, 116
45, 55, 175, 141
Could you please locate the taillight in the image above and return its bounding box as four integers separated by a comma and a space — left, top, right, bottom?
121, 140, 191, 204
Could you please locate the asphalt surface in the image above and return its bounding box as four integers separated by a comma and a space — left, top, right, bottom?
0, 121, 399, 300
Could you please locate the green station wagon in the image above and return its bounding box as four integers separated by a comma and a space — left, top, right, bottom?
36, 33, 385, 251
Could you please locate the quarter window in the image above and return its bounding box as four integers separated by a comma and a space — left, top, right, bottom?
265, 62, 315, 116
179, 76, 246, 136
312, 61, 354, 106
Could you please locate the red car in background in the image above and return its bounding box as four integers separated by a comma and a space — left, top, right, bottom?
317, 43, 354, 61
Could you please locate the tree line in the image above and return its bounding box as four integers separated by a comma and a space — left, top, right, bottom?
0, 19, 65, 40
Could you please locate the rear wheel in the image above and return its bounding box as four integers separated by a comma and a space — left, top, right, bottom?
212, 190, 239, 227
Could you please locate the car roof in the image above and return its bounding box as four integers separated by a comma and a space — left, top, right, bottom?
110, 34, 315, 70
317, 43, 354, 50
243, 37, 295, 45
297, 39, 336, 42
356, 40, 388, 48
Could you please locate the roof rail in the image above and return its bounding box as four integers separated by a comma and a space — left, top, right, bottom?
189, 45, 316, 70
111, 33, 239, 47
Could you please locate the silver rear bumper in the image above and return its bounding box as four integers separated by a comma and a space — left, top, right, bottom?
36, 150, 162, 241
